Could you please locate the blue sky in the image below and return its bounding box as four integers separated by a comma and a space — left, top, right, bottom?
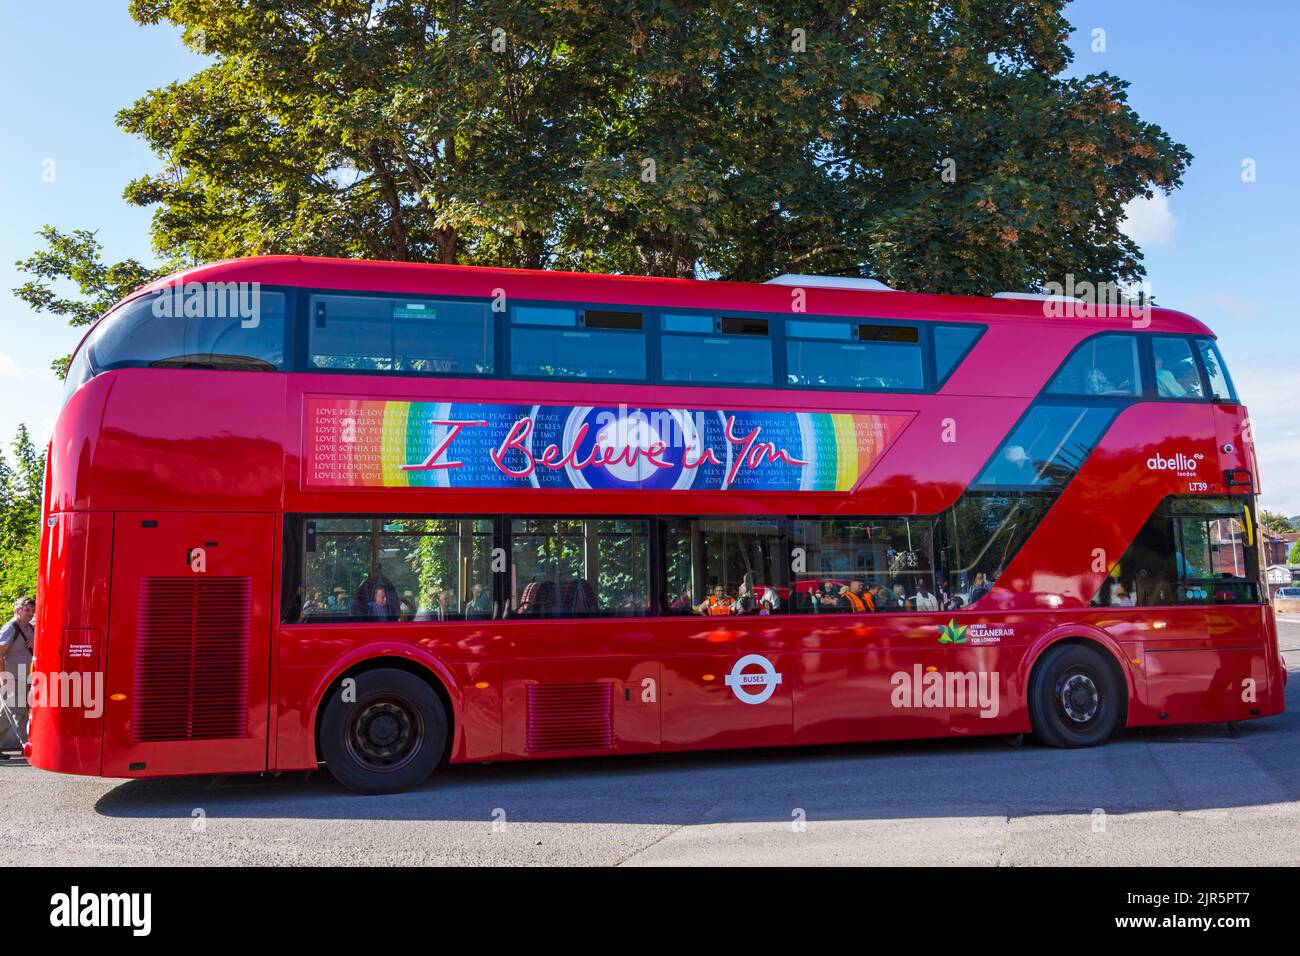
1, 1, 1297, 513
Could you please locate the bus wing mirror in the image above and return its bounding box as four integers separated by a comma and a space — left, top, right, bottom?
1224, 469, 1253, 491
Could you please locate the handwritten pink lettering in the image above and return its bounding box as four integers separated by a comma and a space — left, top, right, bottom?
723, 415, 809, 486
407, 410, 813, 484
401, 419, 488, 471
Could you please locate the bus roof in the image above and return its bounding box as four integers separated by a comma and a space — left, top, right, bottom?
109, 253, 1212, 339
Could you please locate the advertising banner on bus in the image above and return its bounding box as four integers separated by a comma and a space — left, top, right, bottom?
304, 396, 912, 492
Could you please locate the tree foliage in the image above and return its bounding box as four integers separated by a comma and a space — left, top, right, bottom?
114, 0, 1189, 290
0, 427, 46, 608
1260, 510, 1295, 534
12, 226, 164, 375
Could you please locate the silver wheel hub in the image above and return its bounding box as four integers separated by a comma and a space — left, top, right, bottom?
1059, 674, 1100, 723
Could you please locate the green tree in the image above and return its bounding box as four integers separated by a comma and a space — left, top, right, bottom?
1289, 541, 1300, 565
1260, 510, 1295, 534
12, 226, 164, 376
0, 426, 46, 607
112, 0, 1188, 290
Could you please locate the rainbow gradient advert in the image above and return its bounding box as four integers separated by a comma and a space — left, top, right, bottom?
305, 396, 911, 492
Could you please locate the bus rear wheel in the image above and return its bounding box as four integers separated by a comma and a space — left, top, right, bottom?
1028, 644, 1120, 748
319, 669, 447, 794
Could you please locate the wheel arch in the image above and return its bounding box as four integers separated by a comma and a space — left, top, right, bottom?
1020, 625, 1137, 727
308, 646, 460, 764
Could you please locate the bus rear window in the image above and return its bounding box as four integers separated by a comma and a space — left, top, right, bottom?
89, 288, 287, 375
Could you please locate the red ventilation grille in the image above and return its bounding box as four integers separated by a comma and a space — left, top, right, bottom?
133, 576, 251, 742
526, 683, 614, 752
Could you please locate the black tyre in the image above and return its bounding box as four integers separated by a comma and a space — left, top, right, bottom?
1028, 644, 1121, 748
319, 669, 448, 794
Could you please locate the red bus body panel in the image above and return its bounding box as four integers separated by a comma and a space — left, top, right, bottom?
27, 257, 1282, 780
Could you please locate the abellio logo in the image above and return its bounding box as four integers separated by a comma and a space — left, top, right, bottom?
1146, 452, 1202, 472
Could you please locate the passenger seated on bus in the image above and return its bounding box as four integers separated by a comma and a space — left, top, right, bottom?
1107, 579, 1134, 607
1084, 367, 1116, 395
759, 588, 781, 615
668, 589, 695, 614
368, 584, 399, 621
913, 583, 939, 612
416, 589, 457, 621
464, 582, 493, 618
871, 583, 892, 610
1154, 354, 1186, 397
813, 582, 841, 611
735, 579, 758, 613
842, 580, 873, 613
302, 587, 327, 615
353, 573, 398, 620
1177, 366, 1202, 395
697, 584, 738, 616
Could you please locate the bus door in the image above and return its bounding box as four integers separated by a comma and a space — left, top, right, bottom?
656, 518, 795, 751
103, 513, 274, 776
792, 615, 949, 745
659, 624, 796, 751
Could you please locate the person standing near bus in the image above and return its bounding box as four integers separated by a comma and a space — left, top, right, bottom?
0, 597, 35, 756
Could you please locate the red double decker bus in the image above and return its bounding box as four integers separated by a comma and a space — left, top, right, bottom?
30, 257, 1283, 792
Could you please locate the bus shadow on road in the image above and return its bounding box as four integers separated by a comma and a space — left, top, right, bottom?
92, 712, 1300, 825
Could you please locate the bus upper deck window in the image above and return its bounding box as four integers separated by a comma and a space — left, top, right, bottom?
1152, 336, 1204, 399
311, 293, 493, 375
1046, 334, 1140, 397
661, 313, 773, 385
1194, 338, 1238, 403
510, 305, 646, 380
786, 319, 923, 391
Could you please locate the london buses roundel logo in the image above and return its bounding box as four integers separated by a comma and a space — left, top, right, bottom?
725, 654, 783, 705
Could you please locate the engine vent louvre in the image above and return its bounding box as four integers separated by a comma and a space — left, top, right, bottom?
133, 576, 251, 742
526, 683, 614, 752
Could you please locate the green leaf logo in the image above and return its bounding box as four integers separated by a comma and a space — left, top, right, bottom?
938, 619, 969, 644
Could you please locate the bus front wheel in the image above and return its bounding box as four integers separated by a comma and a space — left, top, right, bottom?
319, 669, 448, 794
1028, 644, 1121, 748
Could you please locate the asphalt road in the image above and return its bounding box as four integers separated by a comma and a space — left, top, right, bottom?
4, 619, 1300, 867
